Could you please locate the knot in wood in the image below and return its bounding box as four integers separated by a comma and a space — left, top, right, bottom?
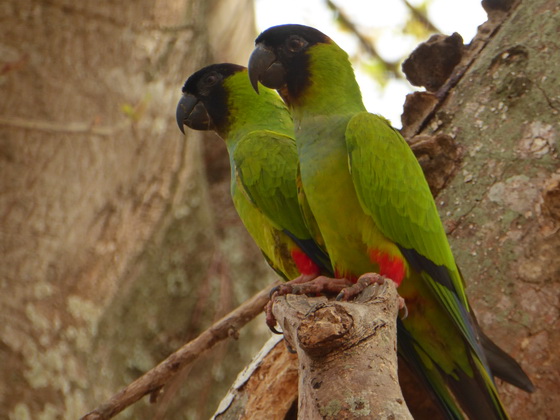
402, 32, 464, 92
297, 304, 353, 356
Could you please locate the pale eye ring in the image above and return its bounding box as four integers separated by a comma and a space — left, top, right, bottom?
204, 73, 220, 86
286, 36, 306, 53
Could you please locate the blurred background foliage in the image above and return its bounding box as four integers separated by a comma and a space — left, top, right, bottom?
255, 0, 485, 125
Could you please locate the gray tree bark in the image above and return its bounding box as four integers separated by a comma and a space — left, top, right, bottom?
406, 0, 559, 418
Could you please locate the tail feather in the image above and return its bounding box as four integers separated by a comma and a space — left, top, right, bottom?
469, 307, 535, 393
399, 319, 512, 420
397, 320, 464, 420
445, 351, 509, 420
479, 330, 535, 393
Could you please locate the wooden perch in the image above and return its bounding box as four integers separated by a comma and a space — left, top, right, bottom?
82, 280, 427, 420
81, 281, 280, 420
273, 281, 413, 420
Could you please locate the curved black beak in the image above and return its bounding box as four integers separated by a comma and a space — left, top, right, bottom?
248, 43, 283, 93
176, 94, 212, 133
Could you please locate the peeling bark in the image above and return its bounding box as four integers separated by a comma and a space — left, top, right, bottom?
402, 33, 465, 92
213, 336, 298, 420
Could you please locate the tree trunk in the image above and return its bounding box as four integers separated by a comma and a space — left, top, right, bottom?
406, 0, 559, 418
213, 335, 299, 420
1, 1, 266, 419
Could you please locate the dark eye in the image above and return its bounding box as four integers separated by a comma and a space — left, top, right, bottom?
286, 36, 307, 53
203, 72, 220, 87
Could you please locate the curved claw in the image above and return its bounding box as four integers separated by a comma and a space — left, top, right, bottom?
269, 324, 283, 335
269, 285, 282, 299
266, 293, 283, 334
398, 297, 409, 320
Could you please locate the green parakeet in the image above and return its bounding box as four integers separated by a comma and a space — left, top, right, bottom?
248, 24, 533, 420
176, 63, 331, 283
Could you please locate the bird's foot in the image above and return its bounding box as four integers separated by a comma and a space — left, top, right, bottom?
265, 274, 354, 333
336, 273, 408, 318
335, 272, 387, 301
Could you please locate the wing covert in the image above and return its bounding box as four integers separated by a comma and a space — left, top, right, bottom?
234, 130, 310, 240
345, 112, 474, 334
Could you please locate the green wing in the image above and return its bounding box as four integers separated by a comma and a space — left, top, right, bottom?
345, 114, 453, 273
230, 182, 300, 281
345, 112, 513, 418
234, 130, 332, 274
345, 112, 480, 350
234, 130, 311, 240
296, 166, 328, 251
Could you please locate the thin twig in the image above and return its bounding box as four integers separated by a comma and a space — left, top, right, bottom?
80, 280, 280, 420
325, 0, 402, 79
402, 0, 441, 33
0, 116, 123, 136
141, 22, 195, 32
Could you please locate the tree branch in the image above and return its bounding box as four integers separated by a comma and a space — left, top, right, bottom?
402, 0, 441, 33
0, 116, 124, 136
81, 280, 280, 420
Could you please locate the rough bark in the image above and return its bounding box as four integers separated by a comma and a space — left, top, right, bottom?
270, 283, 412, 420
404, 0, 559, 418
82, 282, 278, 420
